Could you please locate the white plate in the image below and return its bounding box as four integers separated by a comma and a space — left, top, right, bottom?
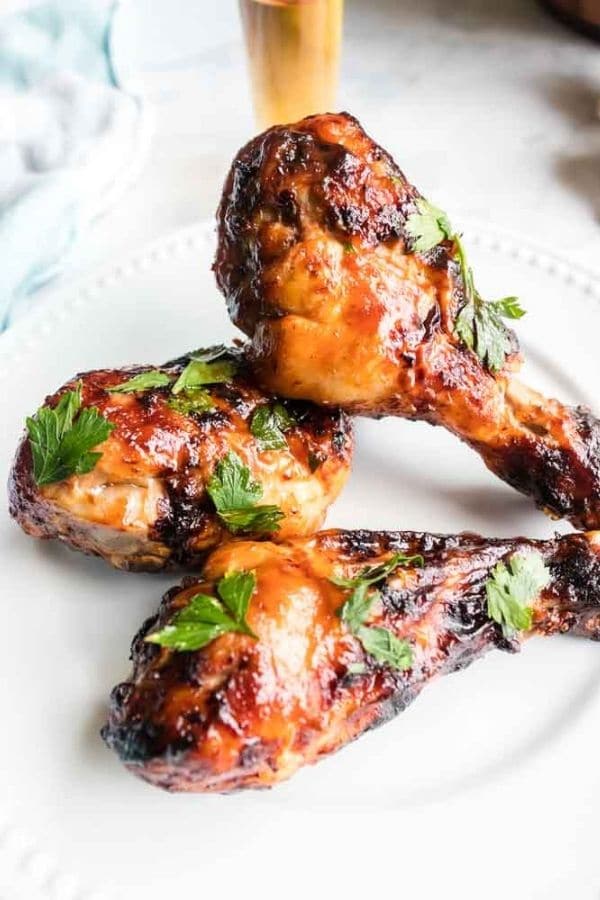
1, 222, 599, 900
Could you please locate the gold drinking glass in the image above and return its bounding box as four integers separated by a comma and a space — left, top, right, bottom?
239, 0, 344, 129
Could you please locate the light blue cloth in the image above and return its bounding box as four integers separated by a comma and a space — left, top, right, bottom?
0, 1, 149, 328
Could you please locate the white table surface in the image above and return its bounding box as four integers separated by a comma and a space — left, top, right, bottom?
38, 0, 600, 302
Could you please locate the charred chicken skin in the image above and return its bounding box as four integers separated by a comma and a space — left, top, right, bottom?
215, 112, 600, 529
103, 528, 600, 792
9, 349, 352, 571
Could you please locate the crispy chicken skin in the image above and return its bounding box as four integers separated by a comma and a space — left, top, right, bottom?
215, 112, 600, 529
8, 351, 352, 571
102, 529, 600, 792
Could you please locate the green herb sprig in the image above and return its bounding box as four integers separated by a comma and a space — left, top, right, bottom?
146, 570, 258, 652
333, 551, 423, 671
331, 551, 424, 590
26, 383, 114, 486
486, 550, 550, 638
171, 357, 237, 395
108, 371, 173, 393
107, 347, 239, 415
107, 352, 285, 531
405, 198, 525, 372
251, 403, 296, 451
207, 451, 284, 534
167, 388, 214, 416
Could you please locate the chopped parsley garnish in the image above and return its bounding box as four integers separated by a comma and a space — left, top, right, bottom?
105, 347, 238, 416
333, 551, 423, 670
405, 197, 525, 372
339, 581, 374, 633
26, 382, 114, 486
207, 451, 284, 534
356, 625, 413, 669
146, 570, 258, 652
250, 403, 296, 450
108, 371, 173, 393
167, 388, 214, 416
331, 551, 424, 590
171, 356, 238, 395
455, 294, 525, 374
486, 550, 550, 638
405, 199, 453, 253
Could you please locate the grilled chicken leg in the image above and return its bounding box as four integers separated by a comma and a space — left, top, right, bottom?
9, 348, 352, 571
102, 528, 600, 792
215, 113, 600, 529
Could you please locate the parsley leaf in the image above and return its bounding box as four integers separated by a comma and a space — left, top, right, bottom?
486, 550, 550, 638
207, 451, 284, 534
215, 506, 285, 533
217, 570, 256, 625
356, 625, 414, 669
108, 348, 238, 401
107, 371, 173, 393
26, 383, 115, 486
405, 198, 453, 252
108, 366, 215, 415
405, 198, 526, 372
455, 294, 526, 373
172, 354, 238, 395
332, 552, 419, 671
146, 570, 257, 651
331, 551, 424, 589
250, 403, 296, 450
208, 451, 262, 506
339, 581, 373, 633
492, 296, 526, 319
167, 387, 214, 416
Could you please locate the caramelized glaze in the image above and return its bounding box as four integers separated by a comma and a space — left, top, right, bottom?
215, 113, 600, 529
9, 351, 352, 570
103, 529, 600, 792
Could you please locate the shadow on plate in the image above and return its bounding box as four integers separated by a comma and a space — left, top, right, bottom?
376, 638, 600, 811
539, 73, 600, 127
352, 441, 536, 533
555, 152, 600, 222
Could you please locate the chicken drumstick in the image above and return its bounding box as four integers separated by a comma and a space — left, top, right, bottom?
215, 112, 600, 529
103, 528, 600, 792
9, 347, 352, 571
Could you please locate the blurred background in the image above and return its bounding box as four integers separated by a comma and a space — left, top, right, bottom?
1, 0, 599, 327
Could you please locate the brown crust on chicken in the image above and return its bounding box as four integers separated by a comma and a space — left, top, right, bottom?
8, 350, 352, 571
215, 112, 600, 529
102, 529, 600, 792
